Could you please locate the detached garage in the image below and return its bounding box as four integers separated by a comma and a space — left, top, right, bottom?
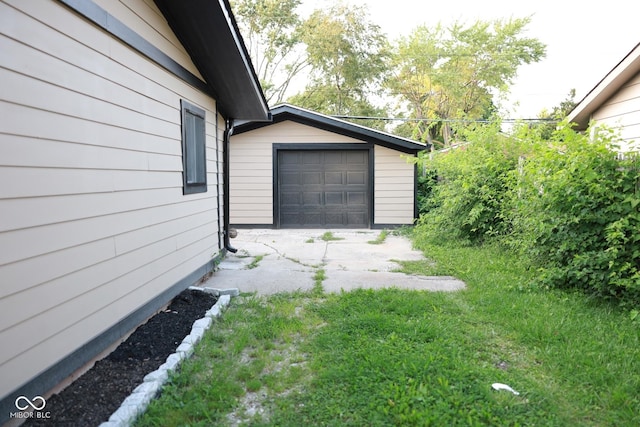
230, 104, 428, 229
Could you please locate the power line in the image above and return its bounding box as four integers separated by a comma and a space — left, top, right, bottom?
330, 115, 558, 123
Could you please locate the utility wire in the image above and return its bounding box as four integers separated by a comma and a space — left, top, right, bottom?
331, 115, 559, 123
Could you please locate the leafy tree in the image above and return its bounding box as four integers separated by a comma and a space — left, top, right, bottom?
231, 0, 307, 104
388, 18, 546, 147
287, 3, 390, 127
535, 89, 577, 139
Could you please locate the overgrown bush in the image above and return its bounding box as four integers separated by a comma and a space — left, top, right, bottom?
509, 123, 640, 305
415, 120, 640, 306
415, 121, 528, 244
415, 160, 438, 216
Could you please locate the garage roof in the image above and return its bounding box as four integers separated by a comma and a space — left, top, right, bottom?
234, 104, 429, 154
154, 0, 270, 121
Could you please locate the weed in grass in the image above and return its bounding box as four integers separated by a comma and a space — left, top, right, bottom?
234, 249, 251, 258
312, 268, 325, 295
246, 379, 262, 392
278, 254, 322, 270
393, 258, 450, 276
246, 254, 264, 269
320, 231, 343, 241
368, 229, 389, 245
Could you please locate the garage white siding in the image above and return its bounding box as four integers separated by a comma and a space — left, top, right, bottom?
374, 146, 416, 225
0, 0, 223, 401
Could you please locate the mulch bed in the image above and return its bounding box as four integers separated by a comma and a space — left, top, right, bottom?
24, 288, 218, 426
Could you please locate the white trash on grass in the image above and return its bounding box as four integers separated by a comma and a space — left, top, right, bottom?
491, 383, 520, 395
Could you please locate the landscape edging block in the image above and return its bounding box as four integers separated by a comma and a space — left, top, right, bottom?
99, 287, 233, 427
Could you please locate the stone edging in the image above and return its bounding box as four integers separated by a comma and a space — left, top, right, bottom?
99, 287, 239, 427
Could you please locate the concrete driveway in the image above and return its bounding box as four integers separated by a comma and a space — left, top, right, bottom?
202, 229, 465, 295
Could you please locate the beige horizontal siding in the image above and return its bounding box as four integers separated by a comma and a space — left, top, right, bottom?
592, 71, 640, 151
374, 146, 415, 225
0, 220, 216, 349
241, 120, 366, 143
92, 0, 205, 80
0, 0, 223, 400
0, 167, 180, 199
0, 198, 215, 269
2, 1, 213, 109
229, 130, 272, 224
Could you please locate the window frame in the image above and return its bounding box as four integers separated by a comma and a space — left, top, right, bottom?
180, 100, 207, 195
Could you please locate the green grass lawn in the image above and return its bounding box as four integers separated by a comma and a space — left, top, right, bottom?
136, 238, 640, 426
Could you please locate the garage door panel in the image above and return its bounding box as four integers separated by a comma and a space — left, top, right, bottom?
302, 171, 322, 185
281, 191, 301, 206
303, 192, 322, 206
347, 212, 367, 226
281, 212, 301, 225
302, 151, 322, 164
325, 211, 344, 226
347, 171, 365, 185
325, 171, 344, 185
280, 151, 300, 165
302, 212, 323, 226
280, 172, 300, 185
278, 149, 369, 228
324, 151, 343, 164
325, 192, 344, 205
347, 192, 366, 205
347, 151, 367, 164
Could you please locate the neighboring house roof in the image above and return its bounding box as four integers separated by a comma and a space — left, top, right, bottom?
234, 104, 429, 154
567, 42, 640, 131
154, 0, 270, 121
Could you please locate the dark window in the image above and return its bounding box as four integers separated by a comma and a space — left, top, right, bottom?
180, 100, 207, 194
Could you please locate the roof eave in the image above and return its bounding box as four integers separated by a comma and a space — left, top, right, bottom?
154, 0, 270, 121
568, 42, 640, 131
235, 104, 429, 154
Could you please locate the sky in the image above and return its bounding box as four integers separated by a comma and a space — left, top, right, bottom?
300, 0, 639, 119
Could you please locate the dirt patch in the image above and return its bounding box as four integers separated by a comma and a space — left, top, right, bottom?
23, 288, 218, 426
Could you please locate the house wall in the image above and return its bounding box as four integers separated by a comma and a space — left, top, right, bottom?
229, 120, 416, 227
592, 70, 640, 151
92, 0, 205, 81
0, 0, 223, 403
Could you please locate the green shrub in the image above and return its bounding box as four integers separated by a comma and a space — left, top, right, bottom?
509, 122, 640, 305
415, 119, 640, 306
415, 164, 438, 216
416, 121, 528, 243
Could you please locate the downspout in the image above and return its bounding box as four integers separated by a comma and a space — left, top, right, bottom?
223, 118, 237, 253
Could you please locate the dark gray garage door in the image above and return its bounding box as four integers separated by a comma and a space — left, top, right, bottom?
277, 150, 369, 228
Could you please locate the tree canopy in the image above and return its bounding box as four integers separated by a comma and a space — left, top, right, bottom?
287, 3, 390, 128
231, 0, 306, 104
387, 18, 546, 147
231, 1, 548, 140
